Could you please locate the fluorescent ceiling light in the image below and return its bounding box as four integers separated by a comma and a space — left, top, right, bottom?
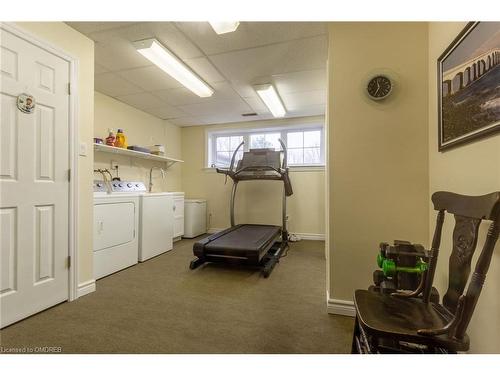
254, 84, 286, 118
133, 38, 214, 98
209, 22, 240, 34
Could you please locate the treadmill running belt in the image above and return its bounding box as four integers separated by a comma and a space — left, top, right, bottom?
205, 224, 281, 253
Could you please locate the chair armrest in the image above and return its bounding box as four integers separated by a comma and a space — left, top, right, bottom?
417, 295, 465, 336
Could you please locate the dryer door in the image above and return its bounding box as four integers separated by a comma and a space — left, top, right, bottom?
94, 202, 135, 251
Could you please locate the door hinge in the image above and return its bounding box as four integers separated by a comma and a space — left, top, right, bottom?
67, 256, 71, 268
68, 169, 71, 182
68, 83, 71, 95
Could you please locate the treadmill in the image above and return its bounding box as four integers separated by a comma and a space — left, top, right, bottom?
189, 139, 293, 277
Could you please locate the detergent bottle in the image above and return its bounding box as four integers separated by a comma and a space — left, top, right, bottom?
105, 129, 116, 146
115, 129, 128, 148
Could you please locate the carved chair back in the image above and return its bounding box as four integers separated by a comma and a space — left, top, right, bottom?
422, 191, 500, 339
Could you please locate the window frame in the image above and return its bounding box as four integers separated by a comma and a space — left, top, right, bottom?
206, 123, 325, 169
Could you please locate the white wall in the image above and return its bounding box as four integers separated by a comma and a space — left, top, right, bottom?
16, 22, 95, 285
181, 116, 326, 236
428, 22, 500, 353
94, 92, 182, 192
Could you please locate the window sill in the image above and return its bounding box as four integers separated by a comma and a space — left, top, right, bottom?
203, 165, 325, 173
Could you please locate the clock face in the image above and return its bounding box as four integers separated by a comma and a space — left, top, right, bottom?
367, 75, 392, 100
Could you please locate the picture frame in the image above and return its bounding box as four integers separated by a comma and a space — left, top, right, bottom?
437, 21, 500, 151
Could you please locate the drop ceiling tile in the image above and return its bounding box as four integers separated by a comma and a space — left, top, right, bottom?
94, 38, 151, 71
94, 63, 108, 74
168, 117, 207, 126
94, 72, 144, 97
184, 56, 225, 84
176, 22, 327, 55
273, 69, 326, 94
286, 104, 326, 117
178, 98, 252, 117
153, 81, 239, 106
115, 92, 165, 110
69, 21, 329, 127
209, 35, 327, 98
199, 112, 275, 125
88, 22, 203, 60
144, 105, 188, 120
116, 66, 183, 91
242, 97, 270, 114
201, 113, 255, 125
281, 90, 326, 111
66, 22, 137, 35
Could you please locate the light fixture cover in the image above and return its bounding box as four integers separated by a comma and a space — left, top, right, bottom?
133, 38, 214, 98
209, 22, 240, 34
254, 84, 286, 118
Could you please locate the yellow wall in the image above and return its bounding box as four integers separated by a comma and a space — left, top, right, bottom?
327, 22, 430, 300
16, 22, 95, 286
428, 22, 500, 353
181, 116, 326, 236
94, 92, 182, 192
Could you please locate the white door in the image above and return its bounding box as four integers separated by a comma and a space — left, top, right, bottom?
1, 27, 71, 328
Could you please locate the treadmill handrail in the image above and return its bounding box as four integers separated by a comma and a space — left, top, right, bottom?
216, 139, 288, 181
229, 141, 245, 173
279, 139, 288, 169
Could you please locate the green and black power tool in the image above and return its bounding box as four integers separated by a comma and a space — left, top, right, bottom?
370, 240, 439, 302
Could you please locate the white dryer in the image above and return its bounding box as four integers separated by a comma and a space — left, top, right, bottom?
93, 181, 145, 279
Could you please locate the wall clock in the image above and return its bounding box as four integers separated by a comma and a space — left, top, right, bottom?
366, 75, 393, 101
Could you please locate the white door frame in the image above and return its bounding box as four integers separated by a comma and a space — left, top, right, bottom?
1, 22, 80, 301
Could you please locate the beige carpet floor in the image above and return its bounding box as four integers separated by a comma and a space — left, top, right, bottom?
0, 238, 354, 353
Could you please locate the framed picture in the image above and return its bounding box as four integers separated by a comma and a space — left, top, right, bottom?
438, 22, 500, 151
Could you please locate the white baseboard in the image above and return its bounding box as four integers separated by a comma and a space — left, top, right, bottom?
77, 279, 96, 298
327, 294, 356, 317
207, 227, 224, 234
292, 232, 325, 241
207, 228, 325, 241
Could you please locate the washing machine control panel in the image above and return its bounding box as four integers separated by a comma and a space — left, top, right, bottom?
94, 180, 146, 193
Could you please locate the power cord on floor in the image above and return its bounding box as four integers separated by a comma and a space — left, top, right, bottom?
280, 233, 300, 259
280, 243, 290, 258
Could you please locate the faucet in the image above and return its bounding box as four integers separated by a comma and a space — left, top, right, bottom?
94, 168, 113, 194
149, 166, 165, 192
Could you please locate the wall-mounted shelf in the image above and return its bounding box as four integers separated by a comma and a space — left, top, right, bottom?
94, 143, 183, 168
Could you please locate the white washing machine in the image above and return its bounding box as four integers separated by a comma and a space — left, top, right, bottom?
139, 192, 174, 262
93, 180, 145, 279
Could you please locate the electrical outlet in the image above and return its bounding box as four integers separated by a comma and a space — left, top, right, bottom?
111, 160, 119, 170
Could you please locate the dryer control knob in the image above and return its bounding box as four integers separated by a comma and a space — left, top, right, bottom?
127, 183, 132, 188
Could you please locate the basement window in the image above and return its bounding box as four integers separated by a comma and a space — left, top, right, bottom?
207, 123, 325, 168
